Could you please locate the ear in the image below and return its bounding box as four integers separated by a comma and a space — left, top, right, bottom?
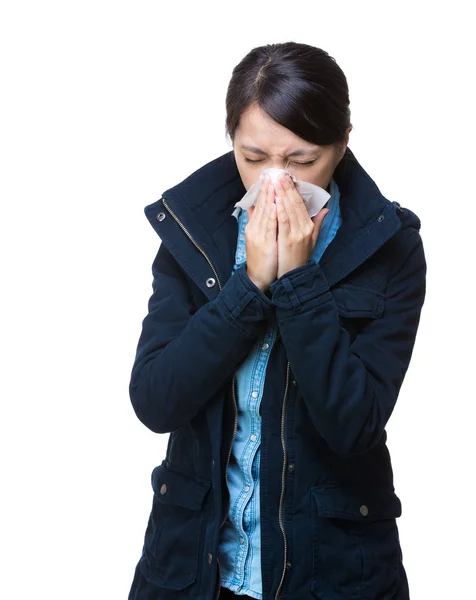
336, 125, 352, 161
342, 125, 352, 155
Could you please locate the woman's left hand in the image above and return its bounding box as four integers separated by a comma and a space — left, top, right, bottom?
274, 174, 329, 279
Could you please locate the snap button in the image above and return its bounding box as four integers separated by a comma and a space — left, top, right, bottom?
262, 342, 270, 350
392, 201, 403, 212
288, 463, 295, 472
377, 215, 384, 222
360, 504, 368, 516
207, 552, 213, 564
286, 561, 292, 569
156, 212, 166, 222
206, 277, 216, 288
160, 483, 167, 495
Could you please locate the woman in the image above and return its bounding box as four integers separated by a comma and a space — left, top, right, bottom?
127, 42, 426, 600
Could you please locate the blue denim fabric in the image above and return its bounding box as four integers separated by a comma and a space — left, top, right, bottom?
217, 178, 342, 598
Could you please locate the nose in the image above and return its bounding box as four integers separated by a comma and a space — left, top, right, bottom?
259, 167, 294, 185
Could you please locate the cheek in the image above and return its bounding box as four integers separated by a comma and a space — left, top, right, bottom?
287, 168, 322, 188
305, 162, 334, 188
236, 161, 257, 192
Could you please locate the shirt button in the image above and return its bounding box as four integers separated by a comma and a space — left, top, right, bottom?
288, 463, 295, 472
244, 486, 250, 492
207, 552, 213, 564
251, 391, 259, 398
360, 505, 369, 516
262, 342, 269, 350
240, 537, 244, 544
250, 434, 257, 442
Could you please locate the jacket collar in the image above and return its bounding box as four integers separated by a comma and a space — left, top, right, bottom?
144, 147, 420, 300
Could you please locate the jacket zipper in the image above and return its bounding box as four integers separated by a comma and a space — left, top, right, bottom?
275, 360, 291, 600
160, 197, 237, 600
215, 374, 238, 600
161, 197, 222, 290
160, 198, 290, 599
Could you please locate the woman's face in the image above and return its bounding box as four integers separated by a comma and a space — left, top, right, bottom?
233, 103, 351, 192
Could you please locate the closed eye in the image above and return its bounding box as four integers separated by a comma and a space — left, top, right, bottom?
244, 158, 316, 167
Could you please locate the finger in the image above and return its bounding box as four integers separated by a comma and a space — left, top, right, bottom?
311, 208, 329, 244
276, 178, 299, 236
280, 174, 310, 233
248, 175, 267, 224
265, 201, 277, 243
267, 179, 278, 241
254, 175, 271, 229
274, 182, 290, 235
263, 175, 277, 232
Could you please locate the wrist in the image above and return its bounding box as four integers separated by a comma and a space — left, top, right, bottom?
245, 267, 270, 294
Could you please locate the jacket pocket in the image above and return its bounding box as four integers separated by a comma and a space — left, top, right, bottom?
310, 484, 402, 600
331, 284, 385, 319
331, 284, 385, 343
142, 460, 212, 590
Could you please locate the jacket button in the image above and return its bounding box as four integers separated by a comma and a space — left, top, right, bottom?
207, 553, 213, 564
206, 277, 216, 288
360, 504, 368, 516
156, 212, 166, 222
160, 483, 167, 495
392, 201, 403, 212
377, 215, 384, 222
292, 379, 297, 386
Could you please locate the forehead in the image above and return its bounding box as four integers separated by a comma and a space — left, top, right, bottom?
236, 104, 320, 154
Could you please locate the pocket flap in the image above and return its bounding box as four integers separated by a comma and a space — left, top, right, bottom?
331, 284, 384, 319
311, 485, 402, 521
151, 461, 211, 511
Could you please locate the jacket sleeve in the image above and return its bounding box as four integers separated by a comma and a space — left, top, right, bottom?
268, 229, 427, 458
129, 242, 275, 434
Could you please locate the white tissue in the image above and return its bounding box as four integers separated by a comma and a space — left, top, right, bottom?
234, 168, 330, 218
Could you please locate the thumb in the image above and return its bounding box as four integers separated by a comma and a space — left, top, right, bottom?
311, 208, 329, 241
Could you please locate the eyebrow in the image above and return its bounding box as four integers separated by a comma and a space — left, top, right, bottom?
239, 144, 319, 157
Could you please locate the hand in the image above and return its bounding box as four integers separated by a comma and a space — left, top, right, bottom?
245, 175, 278, 293
274, 174, 329, 279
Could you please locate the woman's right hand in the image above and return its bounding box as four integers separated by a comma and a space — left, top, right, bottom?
244, 175, 278, 293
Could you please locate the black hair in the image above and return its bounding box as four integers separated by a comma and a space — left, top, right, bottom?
225, 42, 352, 149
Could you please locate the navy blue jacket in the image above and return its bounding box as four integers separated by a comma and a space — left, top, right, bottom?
127, 147, 426, 600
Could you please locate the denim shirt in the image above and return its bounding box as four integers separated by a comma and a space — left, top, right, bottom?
217, 178, 342, 599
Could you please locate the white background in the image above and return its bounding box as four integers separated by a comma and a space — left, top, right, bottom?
1, 1, 474, 598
